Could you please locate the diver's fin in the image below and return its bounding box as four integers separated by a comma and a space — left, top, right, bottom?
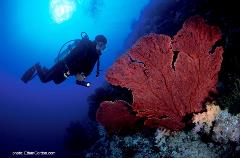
21, 65, 37, 83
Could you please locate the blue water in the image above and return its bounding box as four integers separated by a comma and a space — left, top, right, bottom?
0, 0, 149, 157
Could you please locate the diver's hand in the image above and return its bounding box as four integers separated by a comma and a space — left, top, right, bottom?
76, 73, 86, 81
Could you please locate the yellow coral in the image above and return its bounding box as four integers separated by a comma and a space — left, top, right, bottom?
192, 102, 221, 127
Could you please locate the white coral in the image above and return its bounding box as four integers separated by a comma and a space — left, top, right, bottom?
212, 110, 240, 144
192, 102, 240, 144
155, 128, 171, 151
192, 102, 221, 133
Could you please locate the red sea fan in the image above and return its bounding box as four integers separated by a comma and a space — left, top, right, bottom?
96, 100, 142, 134
97, 16, 224, 131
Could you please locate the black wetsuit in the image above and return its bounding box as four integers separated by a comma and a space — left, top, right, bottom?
36, 40, 100, 84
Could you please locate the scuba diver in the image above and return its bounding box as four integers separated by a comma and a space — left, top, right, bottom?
21, 33, 107, 87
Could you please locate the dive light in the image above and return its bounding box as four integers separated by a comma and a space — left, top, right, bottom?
76, 80, 91, 87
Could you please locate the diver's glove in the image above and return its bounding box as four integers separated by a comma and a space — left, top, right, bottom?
75, 72, 86, 81
75, 73, 91, 87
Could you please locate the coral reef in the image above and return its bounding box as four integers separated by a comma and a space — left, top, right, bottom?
85, 129, 230, 158
124, 0, 240, 116
98, 16, 223, 131
212, 110, 240, 144
88, 82, 132, 121
154, 130, 223, 158
86, 133, 156, 158
192, 102, 221, 134
85, 1, 240, 157
96, 100, 143, 135
192, 102, 240, 144
125, 0, 240, 77
154, 128, 171, 150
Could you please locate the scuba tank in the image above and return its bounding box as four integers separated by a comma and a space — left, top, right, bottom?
55, 32, 89, 63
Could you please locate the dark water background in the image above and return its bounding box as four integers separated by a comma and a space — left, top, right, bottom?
0, 0, 150, 157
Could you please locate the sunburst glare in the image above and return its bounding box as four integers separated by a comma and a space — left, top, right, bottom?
50, 0, 77, 24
